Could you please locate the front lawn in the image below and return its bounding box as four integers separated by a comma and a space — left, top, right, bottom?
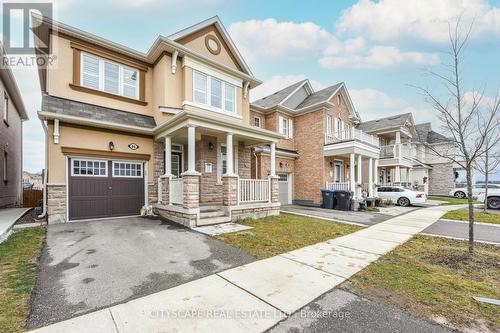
442, 209, 500, 225
0, 227, 46, 333
217, 213, 362, 259
344, 236, 500, 332
428, 195, 477, 205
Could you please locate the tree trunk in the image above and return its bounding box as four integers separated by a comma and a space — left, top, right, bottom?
484, 149, 489, 213
466, 167, 475, 254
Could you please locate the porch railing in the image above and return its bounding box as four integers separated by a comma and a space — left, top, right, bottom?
169, 178, 183, 205
380, 144, 412, 159
325, 182, 350, 191
324, 128, 380, 147
239, 179, 270, 203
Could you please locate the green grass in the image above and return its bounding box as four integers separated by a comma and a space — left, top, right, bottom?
345, 236, 500, 332
0, 227, 45, 333
217, 213, 362, 259
442, 209, 500, 225
428, 195, 478, 205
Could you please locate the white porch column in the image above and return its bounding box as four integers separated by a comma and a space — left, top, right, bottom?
368, 158, 374, 197
374, 159, 379, 185
164, 136, 172, 176
187, 125, 196, 173
270, 142, 276, 177
357, 155, 362, 184
395, 165, 401, 183
349, 153, 355, 194
226, 133, 234, 175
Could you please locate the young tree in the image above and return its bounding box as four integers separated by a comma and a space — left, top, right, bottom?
415, 18, 500, 253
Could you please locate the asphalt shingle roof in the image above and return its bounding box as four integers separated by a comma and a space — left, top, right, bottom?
295, 83, 342, 109
42, 95, 157, 129
357, 113, 412, 133
415, 123, 449, 144
252, 80, 307, 109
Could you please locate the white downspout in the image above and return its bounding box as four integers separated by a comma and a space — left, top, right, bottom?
38, 120, 48, 218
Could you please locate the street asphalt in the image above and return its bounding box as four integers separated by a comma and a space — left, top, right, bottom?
267, 289, 454, 333
423, 220, 500, 243
26, 216, 256, 329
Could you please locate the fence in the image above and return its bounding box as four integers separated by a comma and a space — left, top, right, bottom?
23, 190, 43, 207
169, 178, 183, 205
239, 179, 270, 203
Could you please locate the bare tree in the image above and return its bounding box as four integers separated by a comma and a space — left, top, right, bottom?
414, 18, 500, 253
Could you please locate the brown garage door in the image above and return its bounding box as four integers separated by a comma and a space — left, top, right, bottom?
68, 158, 145, 220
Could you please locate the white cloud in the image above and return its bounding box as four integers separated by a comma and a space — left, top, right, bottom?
228, 19, 338, 62
229, 18, 441, 69
250, 74, 325, 102
319, 46, 440, 69
337, 0, 500, 43
349, 88, 435, 123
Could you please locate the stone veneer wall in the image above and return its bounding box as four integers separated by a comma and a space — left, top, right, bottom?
149, 141, 164, 204
237, 142, 251, 179
428, 162, 455, 195
231, 204, 280, 221
47, 184, 66, 223
196, 135, 222, 204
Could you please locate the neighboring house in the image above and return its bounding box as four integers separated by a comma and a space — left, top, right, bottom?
33, 15, 283, 225
0, 44, 29, 208
250, 80, 380, 206
22, 171, 43, 190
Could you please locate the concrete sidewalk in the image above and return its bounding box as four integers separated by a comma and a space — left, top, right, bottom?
30, 205, 460, 333
0, 207, 30, 243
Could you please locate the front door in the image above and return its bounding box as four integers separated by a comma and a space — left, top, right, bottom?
171, 152, 182, 177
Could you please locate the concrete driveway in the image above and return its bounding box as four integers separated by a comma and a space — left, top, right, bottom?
27, 217, 255, 329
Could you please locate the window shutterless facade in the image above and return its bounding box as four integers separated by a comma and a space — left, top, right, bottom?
278, 115, 293, 139
81, 52, 139, 100
253, 116, 262, 128
71, 159, 107, 177
193, 70, 236, 114
112, 161, 143, 178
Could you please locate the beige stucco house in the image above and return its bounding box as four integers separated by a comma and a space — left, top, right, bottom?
34, 15, 284, 225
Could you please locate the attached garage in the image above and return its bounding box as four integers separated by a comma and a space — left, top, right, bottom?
278, 172, 293, 205
68, 158, 145, 221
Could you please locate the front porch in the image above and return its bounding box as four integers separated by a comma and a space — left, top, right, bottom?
153, 113, 282, 228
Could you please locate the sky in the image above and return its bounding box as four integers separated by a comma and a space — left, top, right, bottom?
3, 0, 500, 179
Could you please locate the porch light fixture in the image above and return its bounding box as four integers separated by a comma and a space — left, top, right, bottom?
208, 142, 214, 150
279, 162, 283, 168
109, 141, 115, 151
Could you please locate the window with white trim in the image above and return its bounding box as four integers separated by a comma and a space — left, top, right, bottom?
72, 159, 107, 176
326, 115, 334, 134
81, 52, 139, 99
335, 118, 342, 138
3, 92, 8, 123
113, 162, 143, 178
193, 70, 236, 114
278, 115, 293, 139
253, 116, 262, 128
217, 144, 238, 183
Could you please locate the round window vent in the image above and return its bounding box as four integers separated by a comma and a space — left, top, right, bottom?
205, 35, 221, 55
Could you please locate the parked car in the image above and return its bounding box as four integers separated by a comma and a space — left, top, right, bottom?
377, 186, 427, 207
450, 184, 500, 198
477, 189, 500, 209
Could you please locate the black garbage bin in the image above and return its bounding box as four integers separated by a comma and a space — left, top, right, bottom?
321, 189, 335, 209
334, 191, 352, 211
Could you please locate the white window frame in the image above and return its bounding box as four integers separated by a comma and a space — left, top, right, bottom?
278, 115, 293, 139
217, 142, 238, 184
334, 160, 344, 182
253, 116, 262, 128
192, 70, 236, 115
3, 92, 8, 123
71, 158, 108, 177
112, 161, 143, 178
81, 52, 140, 100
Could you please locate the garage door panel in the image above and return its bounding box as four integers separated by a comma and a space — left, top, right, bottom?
69, 198, 109, 220
70, 178, 109, 196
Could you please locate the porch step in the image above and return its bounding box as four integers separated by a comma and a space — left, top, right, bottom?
197, 215, 232, 226
200, 210, 226, 219
199, 205, 224, 212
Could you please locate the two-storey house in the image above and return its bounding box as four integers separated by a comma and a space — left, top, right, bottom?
34, 15, 283, 226
0, 44, 28, 208
250, 80, 380, 206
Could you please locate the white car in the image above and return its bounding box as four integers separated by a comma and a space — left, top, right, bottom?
450, 184, 500, 198
477, 189, 500, 209
376, 186, 427, 207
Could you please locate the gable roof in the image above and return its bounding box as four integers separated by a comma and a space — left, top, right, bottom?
357, 113, 413, 133
168, 16, 252, 76
415, 122, 450, 144
251, 80, 359, 119
251, 80, 308, 109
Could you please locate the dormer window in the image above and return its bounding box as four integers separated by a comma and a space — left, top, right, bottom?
81, 52, 139, 100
